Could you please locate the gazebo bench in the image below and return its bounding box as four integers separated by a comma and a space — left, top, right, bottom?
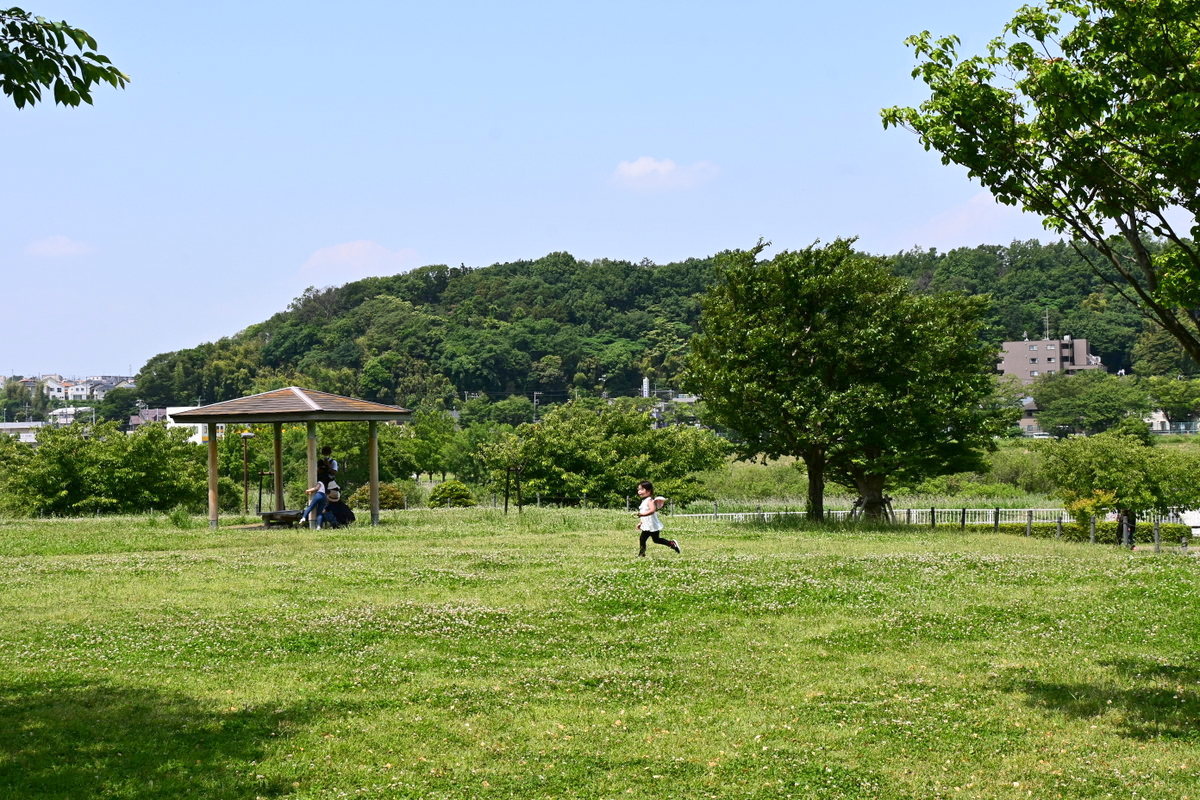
260, 509, 305, 527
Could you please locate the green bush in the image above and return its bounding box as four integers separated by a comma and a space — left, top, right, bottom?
168, 506, 195, 529
428, 480, 476, 508
346, 481, 422, 510
966, 520, 1190, 544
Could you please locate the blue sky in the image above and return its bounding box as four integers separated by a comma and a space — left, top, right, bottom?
2, 1, 1056, 377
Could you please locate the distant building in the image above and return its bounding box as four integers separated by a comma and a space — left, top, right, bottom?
165, 406, 222, 444
998, 335, 1103, 386
47, 406, 93, 425
0, 420, 45, 443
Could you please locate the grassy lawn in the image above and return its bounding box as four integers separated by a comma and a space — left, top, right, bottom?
0, 510, 1196, 799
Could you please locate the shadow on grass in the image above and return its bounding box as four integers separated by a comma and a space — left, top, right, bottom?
1005, 656, 1200, 741
0, 678, 313, 799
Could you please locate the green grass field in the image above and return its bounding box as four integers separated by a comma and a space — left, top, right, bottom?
0, 510, 1196, 799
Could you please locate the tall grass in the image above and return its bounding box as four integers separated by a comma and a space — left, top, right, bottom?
0, 510, 1196, 798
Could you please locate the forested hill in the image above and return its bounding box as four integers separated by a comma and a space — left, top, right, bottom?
134, 240, 1176, 409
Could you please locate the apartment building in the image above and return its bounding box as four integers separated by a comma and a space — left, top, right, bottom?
998, 336, 1103, 386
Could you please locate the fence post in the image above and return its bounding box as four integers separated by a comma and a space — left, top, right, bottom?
961, 507, 967, 529
626, 496, 631, 512
905, 508, 912, 525
713, 501, 718, 517
1089, 516, 1096, 544
1025, 510, 1033, 537
931, 507, 936, 528
994, 507, 1000, 533
1154, 519, 1161, 553
1183, 534, 1190, 554
1055, 514, 1062, 539
756, 505, 764, 523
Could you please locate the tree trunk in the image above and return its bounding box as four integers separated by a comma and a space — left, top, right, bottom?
854, 473, 888, 521
803, 448, 826, 522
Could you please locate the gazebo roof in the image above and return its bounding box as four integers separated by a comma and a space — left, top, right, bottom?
169, 387, 410, 424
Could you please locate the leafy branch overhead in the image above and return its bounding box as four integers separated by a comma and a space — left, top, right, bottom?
1, 6, 128, 108
883, 0, 1200, 362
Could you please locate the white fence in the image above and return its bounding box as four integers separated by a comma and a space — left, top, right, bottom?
673, 507, 1185, 526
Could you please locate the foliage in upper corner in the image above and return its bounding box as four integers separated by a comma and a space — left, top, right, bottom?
1, 7, 128, 108
883, 0, 1200, 364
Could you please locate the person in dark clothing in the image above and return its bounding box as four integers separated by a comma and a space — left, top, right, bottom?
317, 446, 339, 485
322, 484, 356, 528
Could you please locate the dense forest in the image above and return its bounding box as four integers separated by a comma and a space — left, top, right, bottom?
131, 239, 1191, 410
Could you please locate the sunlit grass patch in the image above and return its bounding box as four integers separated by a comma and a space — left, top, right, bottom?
0, 509, 1196, 798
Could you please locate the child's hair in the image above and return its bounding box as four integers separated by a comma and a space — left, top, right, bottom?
637, 480, 654, 493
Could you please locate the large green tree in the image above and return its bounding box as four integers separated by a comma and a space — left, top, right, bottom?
883, 0, 1200, 362
1, 7, 127, 108
686, 239, 1015, 521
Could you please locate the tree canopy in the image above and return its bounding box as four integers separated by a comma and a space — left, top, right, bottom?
1028, 369, 1150, 435
883, 0, 1200, 363
1, 7, 127, 108
686, 239, 1016, 520
1039, 431, 1200, 523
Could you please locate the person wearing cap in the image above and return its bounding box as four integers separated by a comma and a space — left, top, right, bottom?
322, 482, 356, 528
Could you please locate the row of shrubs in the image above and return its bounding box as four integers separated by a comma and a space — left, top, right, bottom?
966, 521, 1191, 545
345, 480, 477, 510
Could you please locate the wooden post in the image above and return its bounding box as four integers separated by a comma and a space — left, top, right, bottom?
1090, 515, 1096, 544
1154, 519, 1161, 553
306, 421, 318, 528
1025, 510, 1033, 537
1055, 515, 1063, 539
272, 422, 284, 512
207, 423, 219, 529
368, 421, 380, 526
503, 468, 511, 515
905, 507, 911, 525
930, 507, 936, 528
993, 507, 1000, 533
960, 507, 967, 529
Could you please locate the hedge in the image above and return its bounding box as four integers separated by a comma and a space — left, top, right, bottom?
965, 520, 1191, 545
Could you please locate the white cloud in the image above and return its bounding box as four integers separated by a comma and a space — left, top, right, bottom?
612, 156, 719, 191
299, 240, 420, 284
24, 235, 93, 257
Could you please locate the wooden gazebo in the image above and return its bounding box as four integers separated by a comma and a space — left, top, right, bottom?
170, 387, 410, 528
